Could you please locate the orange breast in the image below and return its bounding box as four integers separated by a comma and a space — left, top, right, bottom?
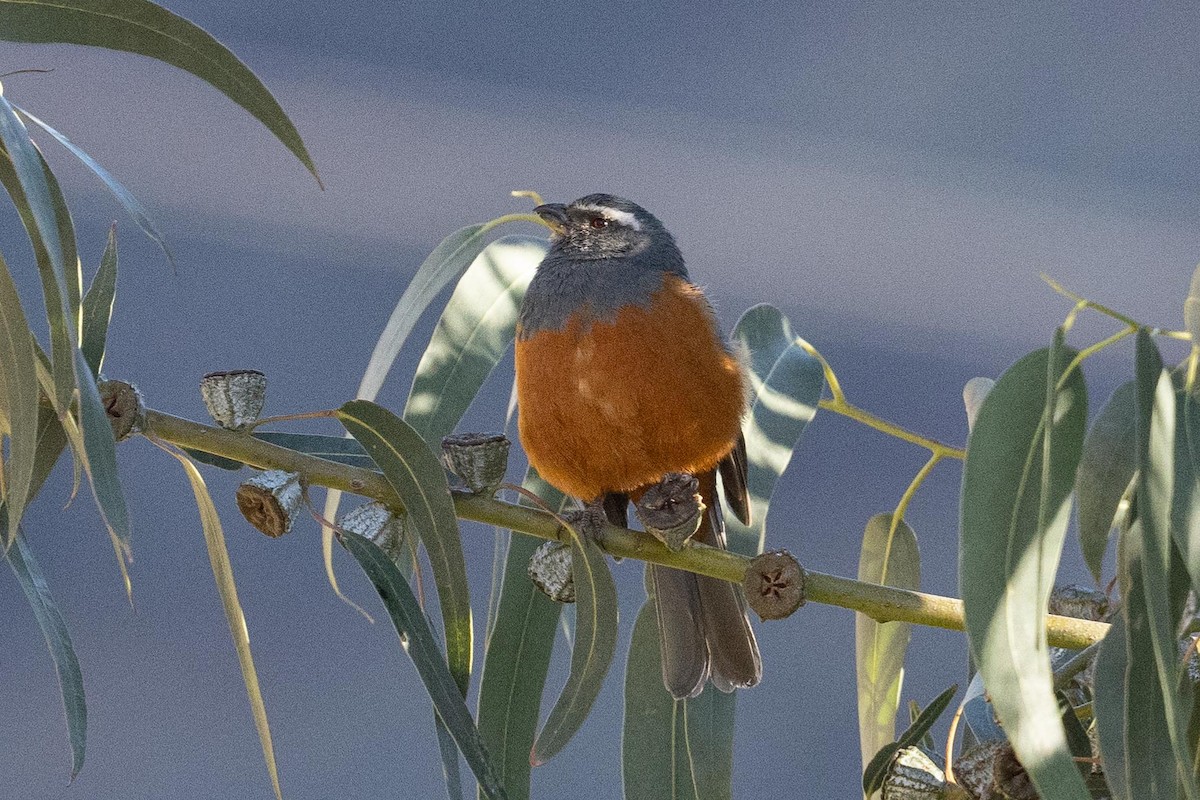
514, 274, 745, 501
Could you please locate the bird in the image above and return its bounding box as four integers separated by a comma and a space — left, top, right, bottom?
513, 193, 761, 699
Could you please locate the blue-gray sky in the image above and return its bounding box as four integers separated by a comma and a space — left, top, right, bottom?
2, 2, 1196, 798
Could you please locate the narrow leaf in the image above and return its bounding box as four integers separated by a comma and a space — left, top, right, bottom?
1130, 331, 1198, 798
74, 350, 133, 598
435, 716, 465, 800
0, 113, 79, 412
159, 447, 282, 800
477, 470, 565, 800
341, 531, 507, 800
1120, 521, 1180, 798
253, 431, 374, 469
4, 524, 86, 778
0, 250, 40, 538
862, 684, 958, 795
324, 219, 525, 604
959, 342, 1090, 799
0, 0, 319, 183
622, 598, 734, 800
1092, 617, 1129, 800
17, 107, 172, 264
404, 235, 545, 445
81, 227, 118, 377
728, 304, 825, 555
530, 525, 618, 765
1171, 391, 1200, 598
623, 603, 693, 798
337, 400, 473, 693
855, 513, 920, 780
1076, 381, 1138, 584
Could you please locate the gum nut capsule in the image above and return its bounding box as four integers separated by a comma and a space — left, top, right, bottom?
97, 379, 145, 441
440, 433, 511, 494
236, 470, 303, 537
340, 501, 406, 560
201, 370, 267, 430
528, 540, 575, 603
881, 746, 946, 800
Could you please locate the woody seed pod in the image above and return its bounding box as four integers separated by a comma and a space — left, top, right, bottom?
441, 433, 510, 495
200, 370, 267, 430
528, 540, 575, 603
635, 472, 703, 551
881, 746, 947, 800
743, 549, 806, 620
340, 500, 406, 562
97, 379, 145, 441
236, 470, 303, 537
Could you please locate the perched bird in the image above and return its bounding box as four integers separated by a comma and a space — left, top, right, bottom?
514, 193, 761, 699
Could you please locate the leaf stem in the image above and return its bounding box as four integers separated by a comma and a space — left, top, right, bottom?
798, 340, 966, 459
139, 407, 1106, 649
890, 453, 942, 538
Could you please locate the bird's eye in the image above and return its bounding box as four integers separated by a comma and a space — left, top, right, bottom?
589, 216, 610, 229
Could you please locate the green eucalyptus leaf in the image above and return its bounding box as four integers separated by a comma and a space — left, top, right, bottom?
1129, 331, 1198, 799
0, 0, 319, 183
80, 227, 118, 377
16, 107, 172, 265
855, 513, 921, 778
622, 598, 735, 800
182, 447, 245, 471
357, 223, 489, 403
4, 524, 86, 779
1092, 618, 1129, 800
341, 530, 506, 800
0, 250, 40, 538
1120, 521, 1181, 798
435, 717, 465, 800
477, 469, 565, 800
253, 431, 374, 469
27, 404, 66, 502
1172, 392, 1200, 598
325, 219, 536, 600
862, 683, 958, 795
530, 523, 618, 766
959, 340, 1090, 800
622, 603, 690, 799
0, 111, 79, 412
74, 350, 133, 598
184, 431, 375, 472
728, 303, 824, 555
1076, 381, 1137, 584
404, 236, 546, 446
336, 400, 472, 694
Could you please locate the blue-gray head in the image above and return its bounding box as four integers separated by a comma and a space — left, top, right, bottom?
534, 194, 680, 262
520, 195, 688, 336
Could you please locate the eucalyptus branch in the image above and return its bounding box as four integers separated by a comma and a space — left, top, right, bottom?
139, 408, 1108, 650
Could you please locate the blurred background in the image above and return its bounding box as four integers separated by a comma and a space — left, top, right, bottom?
2, 1, 1197, 797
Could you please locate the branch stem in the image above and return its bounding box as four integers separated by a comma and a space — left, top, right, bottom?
140, 407, 1107, 650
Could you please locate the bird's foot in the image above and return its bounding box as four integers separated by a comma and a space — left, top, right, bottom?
562, 502, 611, 546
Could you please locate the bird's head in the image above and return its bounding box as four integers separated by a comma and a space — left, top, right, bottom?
534, 194, 667, 261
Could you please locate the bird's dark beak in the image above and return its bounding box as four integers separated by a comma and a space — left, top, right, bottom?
533, 203, 569, 235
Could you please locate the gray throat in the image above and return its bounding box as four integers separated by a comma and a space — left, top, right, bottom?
519, 246, 688, 337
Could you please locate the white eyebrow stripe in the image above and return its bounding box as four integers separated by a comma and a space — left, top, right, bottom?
575, 204, 642, 231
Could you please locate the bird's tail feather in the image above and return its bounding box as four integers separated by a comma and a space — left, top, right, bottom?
651, 469, 761, 699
